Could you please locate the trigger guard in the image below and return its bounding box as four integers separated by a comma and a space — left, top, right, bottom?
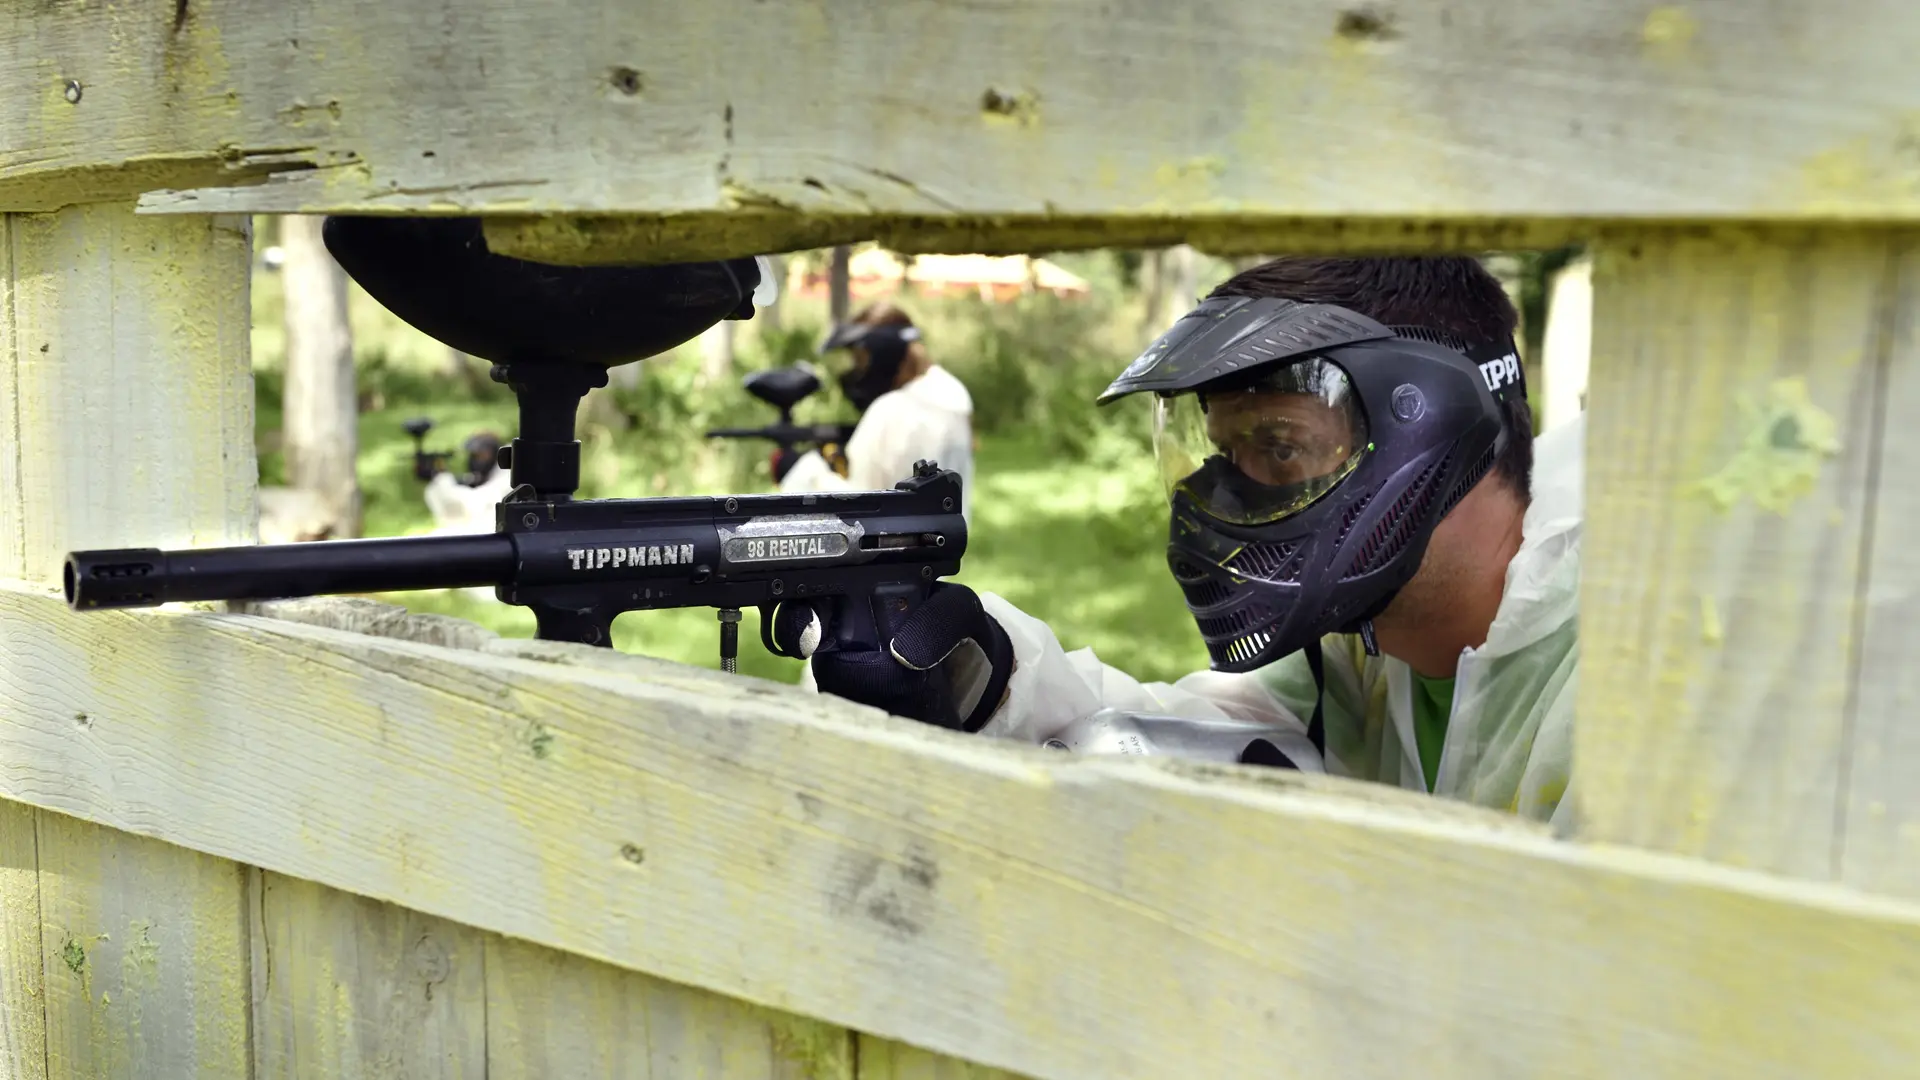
752, 599, 775, 653
759, 604, 796, 658
761, 601, 828, 659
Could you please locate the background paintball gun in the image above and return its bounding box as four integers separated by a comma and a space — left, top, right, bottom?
403, 415, 503, 487
401, 415, 455, 481
705, 363, 856, 482
63, 217, 968, 723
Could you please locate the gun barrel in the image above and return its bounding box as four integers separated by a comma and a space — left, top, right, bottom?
705, 424, 854, 443
65, 534, 517, 611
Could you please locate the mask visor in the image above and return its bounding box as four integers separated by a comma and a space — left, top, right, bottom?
818, 345, 866, 380
1154, 357, 1368, 526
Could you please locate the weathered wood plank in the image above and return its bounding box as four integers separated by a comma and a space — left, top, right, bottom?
1837, 246, 1920, 898
0, 799, 47, 1080
1571, 226, 1902, 878
9, 2, 1920, 250
34, 811, 251, 1080
0, 203, 255, 583
0, 199, 48, 1080
857, 1037, 1028, 1080
481, 215, 1597, 269
247, 597, 893, 1080
236, 597, 501, 652
249, 871, 487, 1079
10, 590, 1920, 1078
485, 932, 852, 1080
0, 213, 18, 590
0, 200, 259, 1079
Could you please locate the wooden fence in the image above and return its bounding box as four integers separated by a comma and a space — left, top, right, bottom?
4, 2, 1920, 1076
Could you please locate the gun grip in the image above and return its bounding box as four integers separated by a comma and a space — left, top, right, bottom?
837, 581, 963, 731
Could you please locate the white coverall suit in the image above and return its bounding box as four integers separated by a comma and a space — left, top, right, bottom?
914, 412, 1584, 828
777, 364, 976, 524
423, 466, 515, 535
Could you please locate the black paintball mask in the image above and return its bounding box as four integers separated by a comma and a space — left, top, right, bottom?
820, 322, 921, 411
461, 431, 503, 486
1099, 294, 1527, 681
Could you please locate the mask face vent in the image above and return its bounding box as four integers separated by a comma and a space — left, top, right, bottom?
1333, 490, 1376, 549
1439, 446, 1497, 518
1342, 455, 1449, 581
1387, 325, 1475, 352
1211, 628, 1276, 668
1179, 576, 1234, 609
1194, 601, 1276, 641
1225, 540, 1302, 582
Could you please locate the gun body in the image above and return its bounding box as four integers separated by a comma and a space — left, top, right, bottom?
493, 470, 960, 650
413, 449, 456, 483
67, 465, 965, 695
706, 365, 857, 481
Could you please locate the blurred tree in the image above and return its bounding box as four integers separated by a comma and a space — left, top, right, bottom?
699, 320, 737, 385
279, 215, 362, 538
1140, 244, 1199, 342
444, 345, 488, 395
828, 244, 852, 323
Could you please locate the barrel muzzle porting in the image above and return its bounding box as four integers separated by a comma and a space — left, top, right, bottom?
65, 549, 167, 610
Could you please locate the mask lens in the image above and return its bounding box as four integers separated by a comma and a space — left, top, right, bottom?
819, 345, 867, 377
1153, 357, 1369, 525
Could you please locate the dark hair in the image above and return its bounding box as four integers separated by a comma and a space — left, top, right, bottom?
848, 301, 916, 330
1208, 255, 1533, 500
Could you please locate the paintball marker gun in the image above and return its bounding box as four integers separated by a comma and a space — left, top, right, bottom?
705, 364, 857, 482
402, 416, 455, 482
404, 416, 505, 486
63, 217, 968, 721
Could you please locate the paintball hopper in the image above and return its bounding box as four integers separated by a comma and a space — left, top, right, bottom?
320, 216, 760, 370
743, 364, 826, 416
320, 215, 767, 500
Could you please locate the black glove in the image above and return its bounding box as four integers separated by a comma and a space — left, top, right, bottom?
769, 582, 1014, 732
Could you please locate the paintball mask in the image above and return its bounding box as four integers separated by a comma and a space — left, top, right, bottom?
1098, 294, 1527, 676
461, 432, 503, 486
820, 322, 921, 411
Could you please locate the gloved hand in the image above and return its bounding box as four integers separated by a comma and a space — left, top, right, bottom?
768, 446, 801, 483
768, 582, 1014, 732
819, 441, 851, 479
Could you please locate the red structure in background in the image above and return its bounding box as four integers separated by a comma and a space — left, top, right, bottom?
787, 249, 1092, 304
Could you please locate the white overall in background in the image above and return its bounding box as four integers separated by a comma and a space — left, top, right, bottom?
424, 466, 515, 535
778, 364, 976, 522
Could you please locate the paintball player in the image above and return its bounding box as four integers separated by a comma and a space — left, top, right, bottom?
776, 256, 1582, 827
424, 430, 512, 535
778, 303, 977, 522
